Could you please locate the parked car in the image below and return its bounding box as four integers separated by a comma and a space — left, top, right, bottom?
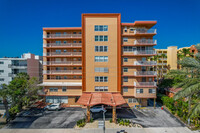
44, 103, 62, 111
90, 106, 106, 113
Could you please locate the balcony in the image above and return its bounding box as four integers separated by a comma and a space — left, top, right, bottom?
123, 50, 156, 56
135, 82, 157, 87
157, 63, 167, 66
43, 43, 82, 48
134, 39, 157, 45
43, 61, 82, 65
44, 52, 82, 57
43, 34, 82, 38
134, 61, 157, 66
9, 64, 27, 69
123, 28, 156, 36
43, 70, 82, 74
135, 71, 157, 76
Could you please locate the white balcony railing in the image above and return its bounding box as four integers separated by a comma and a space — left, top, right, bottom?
134, 39, 157, 45
46, 52, 82, 56
135, 71, 157, 76
43, 70, 82, 74
134, 82, 157, 87
134, 50, 156, 55
43, 43, 82, 47
134, 61, 157, 66
43, 61, 82, 65
43, 34, 82, 38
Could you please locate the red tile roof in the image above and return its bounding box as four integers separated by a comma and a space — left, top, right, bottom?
77, 92, 127, 107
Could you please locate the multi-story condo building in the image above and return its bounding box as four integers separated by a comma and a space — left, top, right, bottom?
0, 53, 43, 85
155, 45, 197, 77
41, 14, 157, 119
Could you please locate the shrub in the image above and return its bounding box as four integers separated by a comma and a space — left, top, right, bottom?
90, 118, 94, 123
109, 118, 112, 123
119, 121, 124, 126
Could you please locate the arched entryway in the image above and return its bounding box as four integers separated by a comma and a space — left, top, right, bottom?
77, 92, 126, 123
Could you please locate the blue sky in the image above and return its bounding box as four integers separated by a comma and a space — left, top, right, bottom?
0, 0, 199, 57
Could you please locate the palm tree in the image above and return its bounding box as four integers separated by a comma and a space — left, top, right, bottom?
0, 84, 10, 122
180, 48, 191, 57
168, 44, 200, 123
151, 55, 160, 80
160, 53, 167, 79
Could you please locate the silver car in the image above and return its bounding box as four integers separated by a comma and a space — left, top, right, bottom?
44, 103, 62, 111
90, 106, 106, 113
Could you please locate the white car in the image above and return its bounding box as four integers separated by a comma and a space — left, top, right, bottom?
44, 103, 62, 111
90, 106, 106, 113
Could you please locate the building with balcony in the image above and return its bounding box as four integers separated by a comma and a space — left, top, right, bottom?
154, 45, 197, 79
40, 14, 157, 115
0, 53, 42, 86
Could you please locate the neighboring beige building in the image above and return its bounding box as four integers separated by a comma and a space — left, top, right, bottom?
155, 45, 196, 78
40, 13, 157, 109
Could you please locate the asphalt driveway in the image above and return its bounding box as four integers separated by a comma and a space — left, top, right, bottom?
5, 107, 86, 129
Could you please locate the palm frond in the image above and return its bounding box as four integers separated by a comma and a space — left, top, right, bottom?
174, 81, 200, 100
188, 103, 200, 118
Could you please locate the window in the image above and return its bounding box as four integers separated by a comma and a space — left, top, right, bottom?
149, 89, 156, 93
95, 86, 108, 91
123, 38, 128, 42
95, 76, 108, 82
124, 27, 127, 32
94, 35, 108, 41
123, 87, 128, 92
0, 62, 4, 64
104, 25, 108, 31
62, 87, 67, 92
128, 98, 137, 103
94, 25, 108, 31
95, 46, 108, 52
123, 58, 128, 62
95, 56, 108, 62
73, 32, 76, 34
123, 68, 128, 72
49, 88, 58, 92
56, 76, 61, 79
95, 67, 108, 72
55, 32, 61, 37
104, 36, 108, 41
95, 36, 98, 41
64, 49, 67, 53
100, 36, 103, 41
55, 50, 61, 54
56, 41, 61, 45
136, 89, 143, 93
73, 41, 77, 43
130, 28, 134, 32
0, 70, 4, 73
63, 41, 67, 44
124, 46, 134, 52
64, 76, 67, 79
0, 78, 4, 81
124, 77, 128, 82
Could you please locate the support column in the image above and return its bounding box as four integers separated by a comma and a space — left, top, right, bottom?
154, 98, 156, 109
86, 106, 90, 122
112, 106, 116, 123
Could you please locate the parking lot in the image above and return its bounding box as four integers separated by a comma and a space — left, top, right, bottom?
4, 106, 184, 129
5, 108, 86, 129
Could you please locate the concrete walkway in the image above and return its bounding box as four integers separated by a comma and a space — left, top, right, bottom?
0, 127, 193, 133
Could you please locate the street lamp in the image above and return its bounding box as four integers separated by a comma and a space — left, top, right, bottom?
102, 105, 107, 133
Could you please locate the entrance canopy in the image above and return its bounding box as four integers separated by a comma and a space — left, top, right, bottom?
77, 92, 126, 107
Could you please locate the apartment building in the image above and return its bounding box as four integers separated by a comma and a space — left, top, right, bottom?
41, 14, 157, 112
0, 53, 43, 86
155, 45, 197, 77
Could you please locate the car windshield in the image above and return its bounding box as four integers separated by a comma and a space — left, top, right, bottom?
50, 105, 57, 107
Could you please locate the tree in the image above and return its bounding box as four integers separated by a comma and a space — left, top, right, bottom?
6, 73, 42, 119
168, 44, 200, 121
0, 84, 10, 122
160, 53, 167, 79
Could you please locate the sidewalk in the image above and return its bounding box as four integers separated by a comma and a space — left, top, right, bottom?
0, 127, 193, 133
